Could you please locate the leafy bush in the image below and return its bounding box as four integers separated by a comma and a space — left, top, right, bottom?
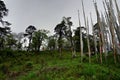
25, 61, 33, 69
0, 63, 10, 74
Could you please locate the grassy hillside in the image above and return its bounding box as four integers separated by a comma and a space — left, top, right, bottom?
0, 50, 120, 80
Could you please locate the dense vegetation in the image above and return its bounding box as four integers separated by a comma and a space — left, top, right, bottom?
0, 50, 120, 80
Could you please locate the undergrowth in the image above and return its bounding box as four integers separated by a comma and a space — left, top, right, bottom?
0, 50, 120, 80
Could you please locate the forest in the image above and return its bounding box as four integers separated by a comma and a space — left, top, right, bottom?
0, 0, 120, 80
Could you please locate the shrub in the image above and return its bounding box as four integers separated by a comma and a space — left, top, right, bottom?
22, 61, 33, 72
0, 63, 10, 74
25, 61, 33, 69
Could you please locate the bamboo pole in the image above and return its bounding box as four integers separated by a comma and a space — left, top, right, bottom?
90, 13, 98, 62
103, 1, 113, 51
114, 0, 120, 25
114, 0, 120, 44
110, 0, 120, 56
105, 0, 117, 64
81, 0, 91, 63
78, 10, 83, 63
93, 1, 102, 64
86, 17, 91, 63
101, 13, 108, 63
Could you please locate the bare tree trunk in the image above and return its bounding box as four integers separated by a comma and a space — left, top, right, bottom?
58, 37, 62, 58
70, 35, 76, 58
59, 47, 62, 57
28, 37, 31, 51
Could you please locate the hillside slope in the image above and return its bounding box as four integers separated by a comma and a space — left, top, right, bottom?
0, 50, 120, 80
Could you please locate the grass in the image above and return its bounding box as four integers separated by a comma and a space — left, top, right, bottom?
0, 50, 120, 80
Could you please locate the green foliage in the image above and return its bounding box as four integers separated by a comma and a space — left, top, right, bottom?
5, 34, 17, 49
47, 36, 56, 50
74, 27, 88, 52
24, 25, 36, 51
0, 63, 10, 74
32, 29, 49, 51
25, 61, 33, 68
0, 51, 120, 80
54, 17, 74, 51
0, 0, 11, 49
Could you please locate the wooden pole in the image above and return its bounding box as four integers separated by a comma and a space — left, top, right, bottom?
81, 0, 91, 63
86, 17, 91, 63
78, 10, 83, 63
93, 1, 103, 64
114, 0, 120, 25
105, 0, 117, 64
90, 13, 98, 62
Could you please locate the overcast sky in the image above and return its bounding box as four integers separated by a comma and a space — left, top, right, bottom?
3, 0, 120, 34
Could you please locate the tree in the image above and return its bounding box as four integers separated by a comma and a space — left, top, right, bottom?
5, 34, 17, 49
17, 32, 24, 50
0, 21, 11, 50
0, 0, 8, 20
74, 27, 89, 53
24, 25, 36, 51
12, 32, 24, 50
0, 0, 9, 50
32, 29, 49, 51
54, 20, 66, 56
47, 35, 56, 50
63, 17, 76, 57
54, 17, 76, 57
